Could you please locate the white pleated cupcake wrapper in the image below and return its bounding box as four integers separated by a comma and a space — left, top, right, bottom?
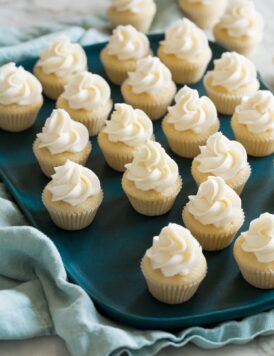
109, 14, 154, 33
205, 85, 244, 115
47, 207, 99, 230
0, 105, 41, 132
42, 190, 101, 231
145, 278, 200, 304
125, 99, 172, 121
213, 29, 257, 57
183, 208, 244, 251
77, 114, 108, 136
100, 150, 133, 172
236, 261, 274, 289
33, 141, 91, 178
191, 161, 251, 196
166, 135, 212, 158
189, 14, 219, 29
104, 66, 132, 86
167, 61, 209, 85
141, 260, 205, 304
126, 194, 178, 216
233, 132, 274, 157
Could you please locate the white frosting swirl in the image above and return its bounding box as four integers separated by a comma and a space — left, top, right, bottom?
37, 109, 89, 155
61, 71, 111, 110
111, 0, 153, 14
106, 25, 150, 61
0, 62, 42, 105
103, 103, 153, 146
125, 140, 179, 192
160, 18, 210, 60
235, 90, 274, 134
47, 160, 101, 206
167, 86, 218, 133
36, 35, 87, 78
187, 176, 242, 228
146, 223, 204, 277
125, 56, 173, 95
217, 0, 264, 41
241, 213, 274, 263
196, 132, 248, 180
206, 51, 259, 91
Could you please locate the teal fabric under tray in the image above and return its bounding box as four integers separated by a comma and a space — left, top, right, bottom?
0, 34, 273, 330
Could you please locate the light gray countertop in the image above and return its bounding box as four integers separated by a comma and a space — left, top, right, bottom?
0, 0, 273, 355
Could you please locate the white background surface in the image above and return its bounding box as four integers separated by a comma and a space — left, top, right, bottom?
0, 0, 273, 355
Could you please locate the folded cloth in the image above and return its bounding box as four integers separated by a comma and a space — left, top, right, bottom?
1, 1, 274, 355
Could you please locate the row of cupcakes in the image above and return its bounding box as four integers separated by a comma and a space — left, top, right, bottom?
33, 105, 252, 192
108, 0, 264, 57
0, 23, 271, 136
141, 211, 274, 305
36, 109, 251, 227
0, 54, 273, 162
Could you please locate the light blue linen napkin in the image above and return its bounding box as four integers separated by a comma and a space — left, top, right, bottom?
1, 1, 274, 355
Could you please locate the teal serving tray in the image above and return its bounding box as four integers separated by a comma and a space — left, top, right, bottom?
0, 34, 273, 330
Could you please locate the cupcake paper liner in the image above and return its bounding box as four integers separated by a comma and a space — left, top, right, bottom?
162, 118, 220, 158
157, 47, 212, 84
122, 175, 182, 216
107, 5, 156, 33
100, 48, 136, 85
97, 132, 135, 172
182, 208, 244, 251
0, 98, 43, 132
236, 263, 274, 289
56, 97, 113, 136
42, 189, 103, 230
121, 82, 176, 121
203, 75, 259, 115
191, 158, 251, 195
178, 0, 227, 29
234, 237, 274, 289
33, 139, 92, 177
141, 256, 207, 304
34, 65, 67, 100
231, 115, 274, 157
213, 27, 258, 57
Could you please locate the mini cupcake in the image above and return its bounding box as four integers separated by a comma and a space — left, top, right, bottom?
122, 140, 182, 216
100, 25, 151, 85
203, 51, 259, 115
178, 0, 227, 29
33, 109, 91, 177
162, 86, 220, 157
234, 213, 274, 289
183, 176, 244, 250
191, 132, 251, 194
141, 223, 207, 304
213, 0, 264, 56
0, 62, 43, 132
42, 160, 103, 230
98, 103, 153, 172
34, 35, 87, 100
56, 71, 112, 136
107, 0, 156, 33
157, 18, 212, 84
121, 56, 176, 120
231, 90, 274, 157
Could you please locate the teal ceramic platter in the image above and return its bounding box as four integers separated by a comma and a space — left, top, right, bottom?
0, 34, 273, 330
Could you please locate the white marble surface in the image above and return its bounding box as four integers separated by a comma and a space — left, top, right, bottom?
0, 0, 274, 355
